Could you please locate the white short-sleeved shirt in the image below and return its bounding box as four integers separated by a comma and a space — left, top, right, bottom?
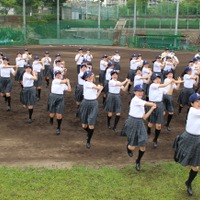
111, 54, 120, 63
153, 61, 162, 73
100, 60, 108, 71
130, 59, 141, 70
105, 68, 113, 81
0, 67, 15, 77
129, 96, 146, 118
163, 61, 174, 71
78, 71, 85, 85
108, 79, 123, 94
134, 75, 144, 87
149, 83, 166, 102
51, 79, 68, 94
16, 57, 26, 68
42, 57, 51, 65
32, 61, 43, 72
164, 78, 176, 93
75, 54, 84, 65
186, 107, 200, 135
84, 54, 93, 62
183, 74, 195, 88
23, 72, 34, 87
83, 81, 97, 100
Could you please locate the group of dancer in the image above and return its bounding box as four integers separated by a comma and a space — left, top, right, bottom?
0, 47, 200, 196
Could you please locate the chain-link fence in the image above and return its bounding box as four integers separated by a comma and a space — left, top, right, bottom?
0, 2, 199, 50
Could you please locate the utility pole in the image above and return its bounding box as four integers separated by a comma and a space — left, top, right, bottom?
174, 0, 179, 47
98, 0, 101, 39
57, 0, 60, 39
133, 0, 136, 36
23, 0, 26, 42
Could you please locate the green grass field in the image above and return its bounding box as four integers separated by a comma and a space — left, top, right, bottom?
0, 162, 199, 200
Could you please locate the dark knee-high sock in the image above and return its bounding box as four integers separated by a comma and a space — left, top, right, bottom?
46, 78, 49, 86
153, 129, 161, 142
4, 95, 7, 102
113, 115, 120, 129
187, 169, 198, 185
28, 109, 33, 119
87, 128, 94, 144
38, 89, 41, 99
49, 117, 54, 125
57, 119, 62, 129
83, 127, 89, 133
107, 115, 112, 127
166, 114, 173, 126
136, 150, 145, 163
7, 96, 11, 107
128, 84, 131, 92
178, 105, 183, 113
147, 126, 151, 135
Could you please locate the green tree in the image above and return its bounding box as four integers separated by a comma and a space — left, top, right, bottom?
0, 0, 16, 14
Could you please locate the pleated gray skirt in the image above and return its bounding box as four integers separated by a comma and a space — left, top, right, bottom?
20, 86, 36, 106
173, 131, 200, 167
79, 99, 98, 125
0, 77, 13, 93
104, 93, 122, 113
121, 116, 148, 146
47, 93, 64, 114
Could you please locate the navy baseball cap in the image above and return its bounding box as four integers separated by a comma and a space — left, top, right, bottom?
55, 53, 61, 57
110, 70, 118, 76
138, 53, 142, 57
152, 73, 161, 80
34, 55, 39, 60
0, 52, 3, 56
86, 48, 91, 51
3, 56, 9, 61
24, 64, 32, 68
184, 66, 192, 73
188, 59, 194, 63
54, 70, 62, 76
24, 48, 28, 51
55, 60, 61, 63
156, 55, 161, 59
134, 84, 144, 91
165, 70, 173, 75
165, 48, 169, 50
143, 60, 149, 65
189, 93, 200, 103
166, 56, 171, 59
115, 50, 119, 53
78, 48, 83, 51
45, 51, 49, 54
108, 62, 114, 67
82, 70, 93, 80
102, 55, 108, 58
193, 57, 198, 62
132, 54, 137, 57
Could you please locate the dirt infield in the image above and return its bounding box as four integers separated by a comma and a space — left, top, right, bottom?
0, 45, 196, 168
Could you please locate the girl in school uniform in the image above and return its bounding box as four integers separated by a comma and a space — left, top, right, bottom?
99, 55, 108, 85
105, 70, 130, 131
41, 51, 52, 88
110, 50, 121, 73
0, 57, 18, 111
32, 56, 44, 101
178, 67, 198, 115
163, 70, 183, 131
121, 84, 156, 171
84, 48, 93, 64
15, 51, 26, 86
20, 64, 37, 123
48, 70, 71, 135
147, 73, 173, 148
79, 70, 103, 149
152, 55, 164, 82
173, 93, 200, 196
75, 64, 88, 117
